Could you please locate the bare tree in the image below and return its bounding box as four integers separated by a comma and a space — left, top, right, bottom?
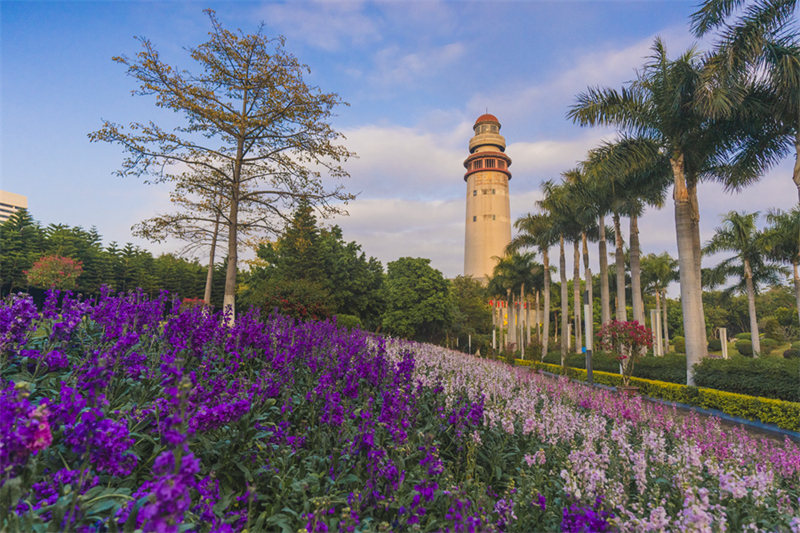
90, 10, 354, 317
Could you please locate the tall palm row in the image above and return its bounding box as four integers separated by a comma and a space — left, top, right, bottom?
567, 39, 783, 385
508, 212, 558, 361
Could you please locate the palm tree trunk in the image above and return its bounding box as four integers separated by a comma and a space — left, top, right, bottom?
793, 132, 800, 204
629, 215, 645, 324
598, 215, 611, 325
582, 231, 593, 348
573, 239, 582, 353
688, 181, 708, 351
613, 212, 626, 321
661, 289, 670, 353
560, 235, 569, 366
203, 210, 221, 305
794, 260, 800, 331
654, 289, 662, 355
672, 155, 707, 386
541, 249, 551, 361
744, 258, 761, 356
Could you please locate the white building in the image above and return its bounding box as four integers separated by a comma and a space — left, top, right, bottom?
0, 190, 29, 223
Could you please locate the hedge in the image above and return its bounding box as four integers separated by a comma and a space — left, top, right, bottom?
515, 360, 800, 432
694, 356, 800, 402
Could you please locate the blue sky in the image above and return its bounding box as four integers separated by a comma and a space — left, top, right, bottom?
2, 1, 796, 287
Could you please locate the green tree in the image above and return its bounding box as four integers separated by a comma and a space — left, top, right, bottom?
704, 211, 785, 355
381, 257, 453, 343
241, 203, 384, 327
692, 0, 800, 201
568, 39, 782, 384
90, 10, 354, 318
448, 275, 492, 353
763, 207, 800, 328
0, 210, 43, 294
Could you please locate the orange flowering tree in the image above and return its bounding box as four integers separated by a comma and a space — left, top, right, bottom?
24, 255, 83, 290
596, 320, 654, 386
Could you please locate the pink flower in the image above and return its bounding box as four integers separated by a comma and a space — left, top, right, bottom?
28, 405, 52, 452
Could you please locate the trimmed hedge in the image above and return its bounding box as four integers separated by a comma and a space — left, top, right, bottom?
785, 349, 800, 359
694, 356, 800, 402
516, 360, 800, 432
735, 340, 753, 356
708, 339, 722, 351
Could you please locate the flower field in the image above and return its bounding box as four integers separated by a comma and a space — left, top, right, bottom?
1, 290, 799, 532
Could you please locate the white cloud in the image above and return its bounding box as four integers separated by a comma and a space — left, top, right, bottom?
466, 26, 696, 127
258, 1, 381, 51
369, 42, 465, 87
332, 196, 465, 276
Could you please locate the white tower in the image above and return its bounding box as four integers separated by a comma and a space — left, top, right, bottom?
463, 114, 512, 281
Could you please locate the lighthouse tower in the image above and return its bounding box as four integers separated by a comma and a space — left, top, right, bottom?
463, 114, 512, 281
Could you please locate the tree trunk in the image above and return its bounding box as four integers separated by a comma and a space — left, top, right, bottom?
582, 231, 593, 349
672, 154, 707, 386
559, 235, 569, 366
613, 212, 626, 321
793, 131, 800, 203
629, 215, 644, 325
744, 258, 761, 356
687, 180, 708, 351
794, 260, 800, 332
654, 290, 662, 355
661, 288, 670, 353
598, 215, 611, 326
572, 239, 582, 353
203, 209, 221, 305
223, 193, 239, 322
541, 249, 551, 361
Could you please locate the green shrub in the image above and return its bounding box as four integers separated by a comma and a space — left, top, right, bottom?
792, 341, 800, 351
759, 338, 780, 355
783, 349, 800, 359
735, 340, 753, 357
334, 314, 362, 330
759, 316, 785, 342
672, 336, 685, 353
694, 356, 800, 402
707, 339, 722, 351
735, 332, 751, 340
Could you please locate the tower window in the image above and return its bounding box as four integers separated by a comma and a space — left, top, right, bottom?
492, 215, 496, 220
473, 216, 476, 222
485, 159, 495, 168
498, 160, 505, 169
473, 160, 483, 170
492, 189, 496, 194
473, 190, 477, 196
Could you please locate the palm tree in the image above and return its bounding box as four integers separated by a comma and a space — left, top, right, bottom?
509, 212, 558, 360
568, 39, 782, 384
489, 251, 543, 352
704, 211, 784, 356
763, 207, 800, 327
692, 0, 800, 202
641, 252, 680, 353
539, 180, 573, 366
582, 138, 670, 325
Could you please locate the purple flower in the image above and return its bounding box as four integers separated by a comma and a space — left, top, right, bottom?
561, 496, 614, 532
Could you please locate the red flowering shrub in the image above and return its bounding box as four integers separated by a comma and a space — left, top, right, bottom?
596, 320, 654, 386
24, 255, 83, 290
